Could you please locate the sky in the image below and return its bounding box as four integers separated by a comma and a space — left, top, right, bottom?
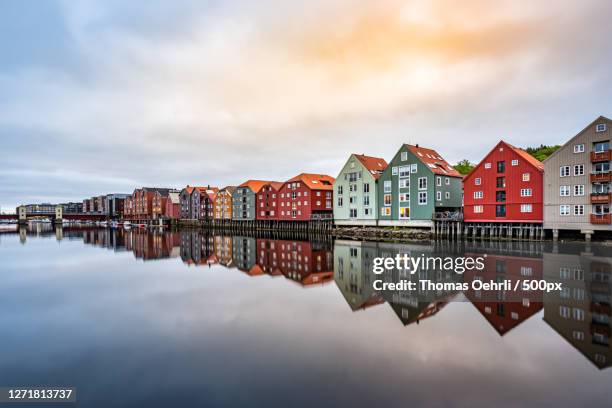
1, 0, 611, 211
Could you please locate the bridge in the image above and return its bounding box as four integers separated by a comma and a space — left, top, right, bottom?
1, 206, 107, 223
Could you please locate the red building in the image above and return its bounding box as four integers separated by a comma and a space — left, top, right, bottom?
277, 173, 335, 221
256, 182, 283, 220
464, 141, 544, 223
164, 192, 181, 219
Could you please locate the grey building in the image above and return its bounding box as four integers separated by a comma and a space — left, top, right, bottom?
232, 180, 269, 221
544, 116, 611, 239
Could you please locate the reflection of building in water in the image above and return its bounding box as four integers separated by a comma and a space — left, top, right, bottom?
333, 240, 384, 311
276, 240, 333, 286
232, 236, 259, 274
257, 239, 283, 276
378, 242, 460, 326
543, 248, 612, 370
464, 253, 543, 336
214, 235, 234, 268
180, 231, 216, 266
117, 230, 179, 261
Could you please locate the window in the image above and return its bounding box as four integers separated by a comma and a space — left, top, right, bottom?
522, 173, 530, 182
474, 191, 483, 199
573, 308, 585, 321
559, 306, 570, 319
475, 178, 481, 186
496, 205, 506, 217
520, 188, 532, 197
520, 266, 533, 276
363, 183, 369, 193
445, 178, 450, 185
596, 123, 607, 132
410, 164, 417, 173
384, 194, 391, 206
574, 205, 584, 216
574, 185, 584, 196
337, 197, 343, 207
594, 141, 610, 152
349, 208, 357, 218
392, 166, 398, 175
399, 166, 410, 177
399, 179, 409, 188
560, 185, 570, 196
418, 177, 427, 190
337, 186, 343, 195
399, 207, 410, 219
473, 205, 483, 213
380, 207, 391, 216
511, 159, 519, 166
574, 144, 585, 153
364, 208, 370, 216
384, 181, 391, 193
418, 192, 427, 205
497, 161, 505, 173
436, 191, 442, 201
436, 177, 442, 186
560, 166, 570, 177
399, 193, 409, 202
496, 177, 506, 188
401, 151, 408, 161
484, 163, 491, 169
496, 191, 506, 202
560, 205, 571, 216
572, 331, 585, 341
445, 192, 450, 199
574, 164, 584, 176
363, 196, 370, 206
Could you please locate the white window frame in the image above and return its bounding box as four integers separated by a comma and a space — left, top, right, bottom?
511, 159, 519, 166
384, 180, 392, 193
574, 185, 584, 196
436, 191, 442, 201
401, 151, 408, 161
573, 144, 585, 153
560, 185, 570, 196
392, 166, 398, 175
520, 188, 532, 197
418, 191, 427, 205
473, 205, 483, 213
484, 163, 491, 169
522, 173, 530, 182
574, 205, 584, 216
560, 166, 570, 177
560, 205, 571, 216
475, 178, 481, 186
445, 192, 450, 199
596, 123, 606, 132
520, 204, 532, 213
474, 191, 483, 199
436, 176, 442, 187
418, 177, 427, 190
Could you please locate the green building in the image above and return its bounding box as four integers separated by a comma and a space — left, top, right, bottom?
377, 144, 463, 227
333, 154, 388, 226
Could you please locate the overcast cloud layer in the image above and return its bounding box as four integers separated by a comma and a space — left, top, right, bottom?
1, 0, 611, 210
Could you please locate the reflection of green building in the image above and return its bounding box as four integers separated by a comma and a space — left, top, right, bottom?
543, 249, 612, 370
232, 236, 257, 271
334, 240, 384, 311
377, 242, 462, 326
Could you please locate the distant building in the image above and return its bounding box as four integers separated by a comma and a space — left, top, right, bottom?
544, 116, 611, 239
256, 182, 283, 220
105, 194, 130, 218
463, 141, 544, 225
191, 186, 218, 220
277, 173, 335, 221
232, 180, 271, 221
334, 154, 388, 226
164, 192, 181, 219
377, 144, 463, 227
214, 186, 236, 220
179, 186, 195, 219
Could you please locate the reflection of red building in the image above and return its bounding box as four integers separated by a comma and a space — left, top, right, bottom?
256, 239, 283, 276
464, 253, 543, 335
276, 240, 333, 286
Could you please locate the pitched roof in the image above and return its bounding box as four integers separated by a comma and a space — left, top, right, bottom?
182, 186, 195, 194
167, 192, 180, 203
265, 182, 284, 191
505, 142, 544, 171
405, 144, 462, 177
286, 173, 335, 190
238, 180, 273, 193
354, 154, 388, 180
220, 186, 237, 194
544, 115, 611, 162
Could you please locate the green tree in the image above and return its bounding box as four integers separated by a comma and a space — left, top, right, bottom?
454, 159, 475, 175
524, 144, 561, 162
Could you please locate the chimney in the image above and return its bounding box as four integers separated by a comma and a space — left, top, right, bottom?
416, 144, 419, 148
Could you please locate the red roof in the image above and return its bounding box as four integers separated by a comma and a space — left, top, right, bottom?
238, 180, 274, 194
286, 173, 335, 190
354, 154, 388, 180
505, 142, 544, 171
405, 144, 462, 177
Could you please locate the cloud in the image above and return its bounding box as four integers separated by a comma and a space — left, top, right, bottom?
1, 0, 611, 208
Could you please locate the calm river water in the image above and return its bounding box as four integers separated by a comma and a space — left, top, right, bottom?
1, 226, 611, 407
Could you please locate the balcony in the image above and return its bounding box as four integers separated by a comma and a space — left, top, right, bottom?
591, 193, 612, 204
591, 214, 611, 225
591, 150, 612, 162
591, 172, 612, 183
